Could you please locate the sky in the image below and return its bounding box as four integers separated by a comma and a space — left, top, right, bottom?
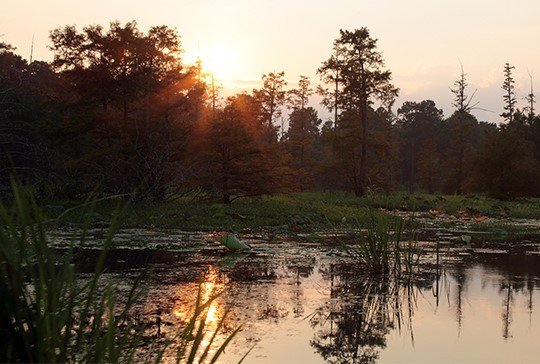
2, 0, 540, 123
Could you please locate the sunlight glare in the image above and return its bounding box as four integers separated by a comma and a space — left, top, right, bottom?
185, 44, 237, 81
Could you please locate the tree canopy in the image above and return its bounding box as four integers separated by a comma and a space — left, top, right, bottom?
2, 23, 539, 201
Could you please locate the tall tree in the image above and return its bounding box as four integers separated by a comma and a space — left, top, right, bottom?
253, 71, 287, 130
48, 21, 202, 201
446, 65, 480, 193
317, 45, 344, 128
525, 72, 536, 123
288, 75, 313, 110
285, 76, 319, 185
318, 28, 398, 196
501, 63, 517, 123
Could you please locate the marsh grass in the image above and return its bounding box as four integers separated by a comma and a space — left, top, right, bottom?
0, 183, 243, 363
45, 191, 379, 231
345, 212, 421, 276
0, 184, 135, 362
45, 191, 540, 234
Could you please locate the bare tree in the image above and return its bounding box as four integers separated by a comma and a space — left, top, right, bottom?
524, 71, 536, 123
450, 63, 479, 113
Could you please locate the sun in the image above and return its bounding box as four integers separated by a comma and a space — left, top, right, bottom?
185, 44, 237, 81
205, 45, 236, 80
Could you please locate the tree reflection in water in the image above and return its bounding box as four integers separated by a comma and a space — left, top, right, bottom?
309, 263, 428, 363
100, 242, 540, 363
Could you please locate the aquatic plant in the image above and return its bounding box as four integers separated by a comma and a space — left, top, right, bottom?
346, 212, 420, 275
0, 182, 243, 363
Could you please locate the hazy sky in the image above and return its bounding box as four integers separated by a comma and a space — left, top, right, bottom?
2, 0, 540, 123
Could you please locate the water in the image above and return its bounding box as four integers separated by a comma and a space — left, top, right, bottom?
66, 233, 540, 363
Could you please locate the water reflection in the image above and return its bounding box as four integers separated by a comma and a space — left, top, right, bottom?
92, 240, 540, 363
309, 264, 427, 363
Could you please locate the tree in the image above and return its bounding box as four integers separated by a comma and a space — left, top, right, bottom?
501, 63, 517, 123
195, 95, 294, 203
285, 76, 319, 185
318, 28, 398, 196
49, 21, 185, 123
450, 64, 478, 113
288, 75, 313, 110
396, 100, 444, 192
253, 71, 287, 131
317, 45, 344, 128
48, 21, 203, 201
284, 107, 321, 187
524, 72, 536, 123
444, 66, 482, 193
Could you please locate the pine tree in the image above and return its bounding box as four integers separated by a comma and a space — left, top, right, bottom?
318, 28, 398, 196
253, 71, 287, 129
288, 75, 313, 111
501, 63, 517, 123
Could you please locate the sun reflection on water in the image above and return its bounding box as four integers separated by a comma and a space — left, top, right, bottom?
167, 265, 228, 357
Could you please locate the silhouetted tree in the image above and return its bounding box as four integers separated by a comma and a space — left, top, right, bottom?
288, 75, 313, 111
450, 64, 478, 113
524, 72, 536, 123
444, 67, 482, 193
317, 45, 345, 128
195, 94, 294, 203
253, 71, 287, 133
318, 28, 398, 196
501, 63, 517, 123
48, 21, 203, 201
396, 100, 444, 192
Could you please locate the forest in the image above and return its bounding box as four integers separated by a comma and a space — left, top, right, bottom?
2, 21, 540, 203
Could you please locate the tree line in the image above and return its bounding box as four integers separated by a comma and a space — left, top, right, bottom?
1, 22, 539, 202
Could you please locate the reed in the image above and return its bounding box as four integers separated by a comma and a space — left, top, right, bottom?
346, 211, 420, 275
0, 182, 243, 363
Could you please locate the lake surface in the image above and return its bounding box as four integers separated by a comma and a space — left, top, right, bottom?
66, 232, 540, 363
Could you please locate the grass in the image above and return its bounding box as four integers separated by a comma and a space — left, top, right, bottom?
0, 185, 136, 362
357, 192, 540, 219
0, 183, 243, 363
46, 192, 376, 232
43, 191, 540, 233
344, 212, 421, 275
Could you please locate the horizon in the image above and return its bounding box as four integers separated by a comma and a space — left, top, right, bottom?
2, 0, 540, 123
